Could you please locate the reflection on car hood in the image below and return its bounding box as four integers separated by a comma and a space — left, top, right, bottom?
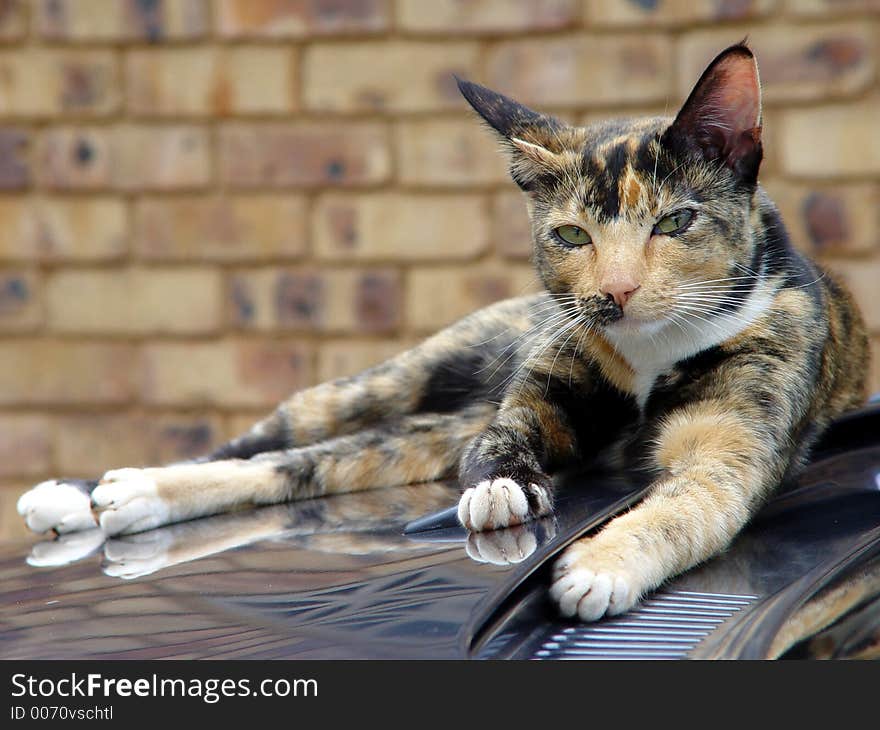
2, 405, 880, 660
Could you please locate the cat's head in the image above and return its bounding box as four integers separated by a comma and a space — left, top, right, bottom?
459, 43, 765, 337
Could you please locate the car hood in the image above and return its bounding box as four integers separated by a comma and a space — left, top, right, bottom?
2, 404, 880, 660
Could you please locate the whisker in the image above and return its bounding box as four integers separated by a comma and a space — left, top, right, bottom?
676, 275, 760, 289
568, 317, 594, 389
489, 307, 583, 387
505, 313, 583, 399
544, 317, 586, 397
473, 306, 582, 380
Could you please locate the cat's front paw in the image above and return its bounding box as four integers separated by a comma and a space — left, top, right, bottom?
91, 468, 169, 536
549, 542, 640, 621
457, 477, 552, 532
17, 480, 98, 534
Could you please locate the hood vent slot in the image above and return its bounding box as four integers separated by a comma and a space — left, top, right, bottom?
531, 590, 757, 660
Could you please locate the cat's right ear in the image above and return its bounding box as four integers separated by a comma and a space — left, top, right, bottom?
456, 78, 565, 189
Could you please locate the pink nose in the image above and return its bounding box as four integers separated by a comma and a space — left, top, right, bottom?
601, 280, 640, 308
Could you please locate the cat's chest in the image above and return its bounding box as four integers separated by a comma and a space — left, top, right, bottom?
604, 280, 776, 409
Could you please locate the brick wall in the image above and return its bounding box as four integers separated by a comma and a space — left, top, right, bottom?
1, 0, 878, 541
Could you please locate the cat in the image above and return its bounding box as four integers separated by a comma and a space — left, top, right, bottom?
17, 43, 869, 622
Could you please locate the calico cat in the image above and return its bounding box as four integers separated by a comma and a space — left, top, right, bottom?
18, 43, 868, 622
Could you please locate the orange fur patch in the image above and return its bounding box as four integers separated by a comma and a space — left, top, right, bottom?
653, 402, 761, 474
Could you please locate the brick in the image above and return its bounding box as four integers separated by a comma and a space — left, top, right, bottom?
216, 0, 389, 38
396, 119, 508, 186
0, 128, 29, 189
126, 48, 218, 117
229, 268, 401, 333
0, 415, 51, 478
313, 194, 489, 262
317, 339, 413, 382
405, 264, 541, 331
586, 0, 776, 26
111, 125, 211, 190
398, 0, 577, 33
0, 1, 25, 40
762, 181, 880, 256
0, 50, 118, 117
126, 47, 295, 117
219, 123, 389, 187
303, 42, 480, 112
0, 341, 136, 405
493, 191, 533, 259
824, 260, 880, 332
38, 125, 209, 190
135, 195, 306, 262
787, 0, 880, 16
37, 127, 112, 189
37, 0, 209, 41
486, 35, 673, 107
217, 46, 296, 115
0, 196, 127, 262
679, 25, 876, 104
46, 268, 223, 335
0, 271, 41, 331
780, 100, 880, 178
141, 340, 313, 408
55, 413, 223, 474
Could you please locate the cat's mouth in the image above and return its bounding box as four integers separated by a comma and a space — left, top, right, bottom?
578, 295, 622, 326
604, 314, 667, 336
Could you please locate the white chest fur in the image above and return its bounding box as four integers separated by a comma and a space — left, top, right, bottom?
603, 280, 777, 408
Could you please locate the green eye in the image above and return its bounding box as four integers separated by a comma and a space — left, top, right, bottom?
654, 210, 694, 236
554, 225, 592, 246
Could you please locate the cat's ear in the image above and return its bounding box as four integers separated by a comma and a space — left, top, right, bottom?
662, 43, 763, 184
456, 77, 565, 188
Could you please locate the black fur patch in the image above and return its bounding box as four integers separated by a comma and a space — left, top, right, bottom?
542, 367, 639, 464
209, 428, 291, 460
456, 77, 563, 141
417, 346, 513, 414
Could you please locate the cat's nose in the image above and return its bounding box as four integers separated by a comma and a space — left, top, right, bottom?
601, 279, 640, 308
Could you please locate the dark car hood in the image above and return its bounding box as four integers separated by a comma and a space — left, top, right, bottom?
2, 404, 880, 660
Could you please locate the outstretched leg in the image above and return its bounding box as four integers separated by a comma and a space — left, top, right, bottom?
17, 294, 548, 535
24, 407, 494, 536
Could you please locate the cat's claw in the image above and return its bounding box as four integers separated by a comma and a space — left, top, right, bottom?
17, 480, 98, 534
91, 468, 169, 536
457, 477, 551, 532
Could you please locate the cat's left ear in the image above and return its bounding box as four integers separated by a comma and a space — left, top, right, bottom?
662, 43, 763, 184
456, 77, 566, 188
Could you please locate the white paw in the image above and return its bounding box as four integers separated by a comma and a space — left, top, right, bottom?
27, 529, 106, 567
91, 468, 169, 536
457, 477, 551, 532
17, 480, 98, 534
549, 564, 636, 622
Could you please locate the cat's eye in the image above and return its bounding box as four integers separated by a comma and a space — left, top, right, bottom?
554, 225, 592, 247
654, 210, 694, 236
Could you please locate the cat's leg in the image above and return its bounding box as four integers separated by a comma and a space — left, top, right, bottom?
549, 400, 788, 621
89, 406, 493, 536
456, 357, 598, 530
18, 294, 542, 536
